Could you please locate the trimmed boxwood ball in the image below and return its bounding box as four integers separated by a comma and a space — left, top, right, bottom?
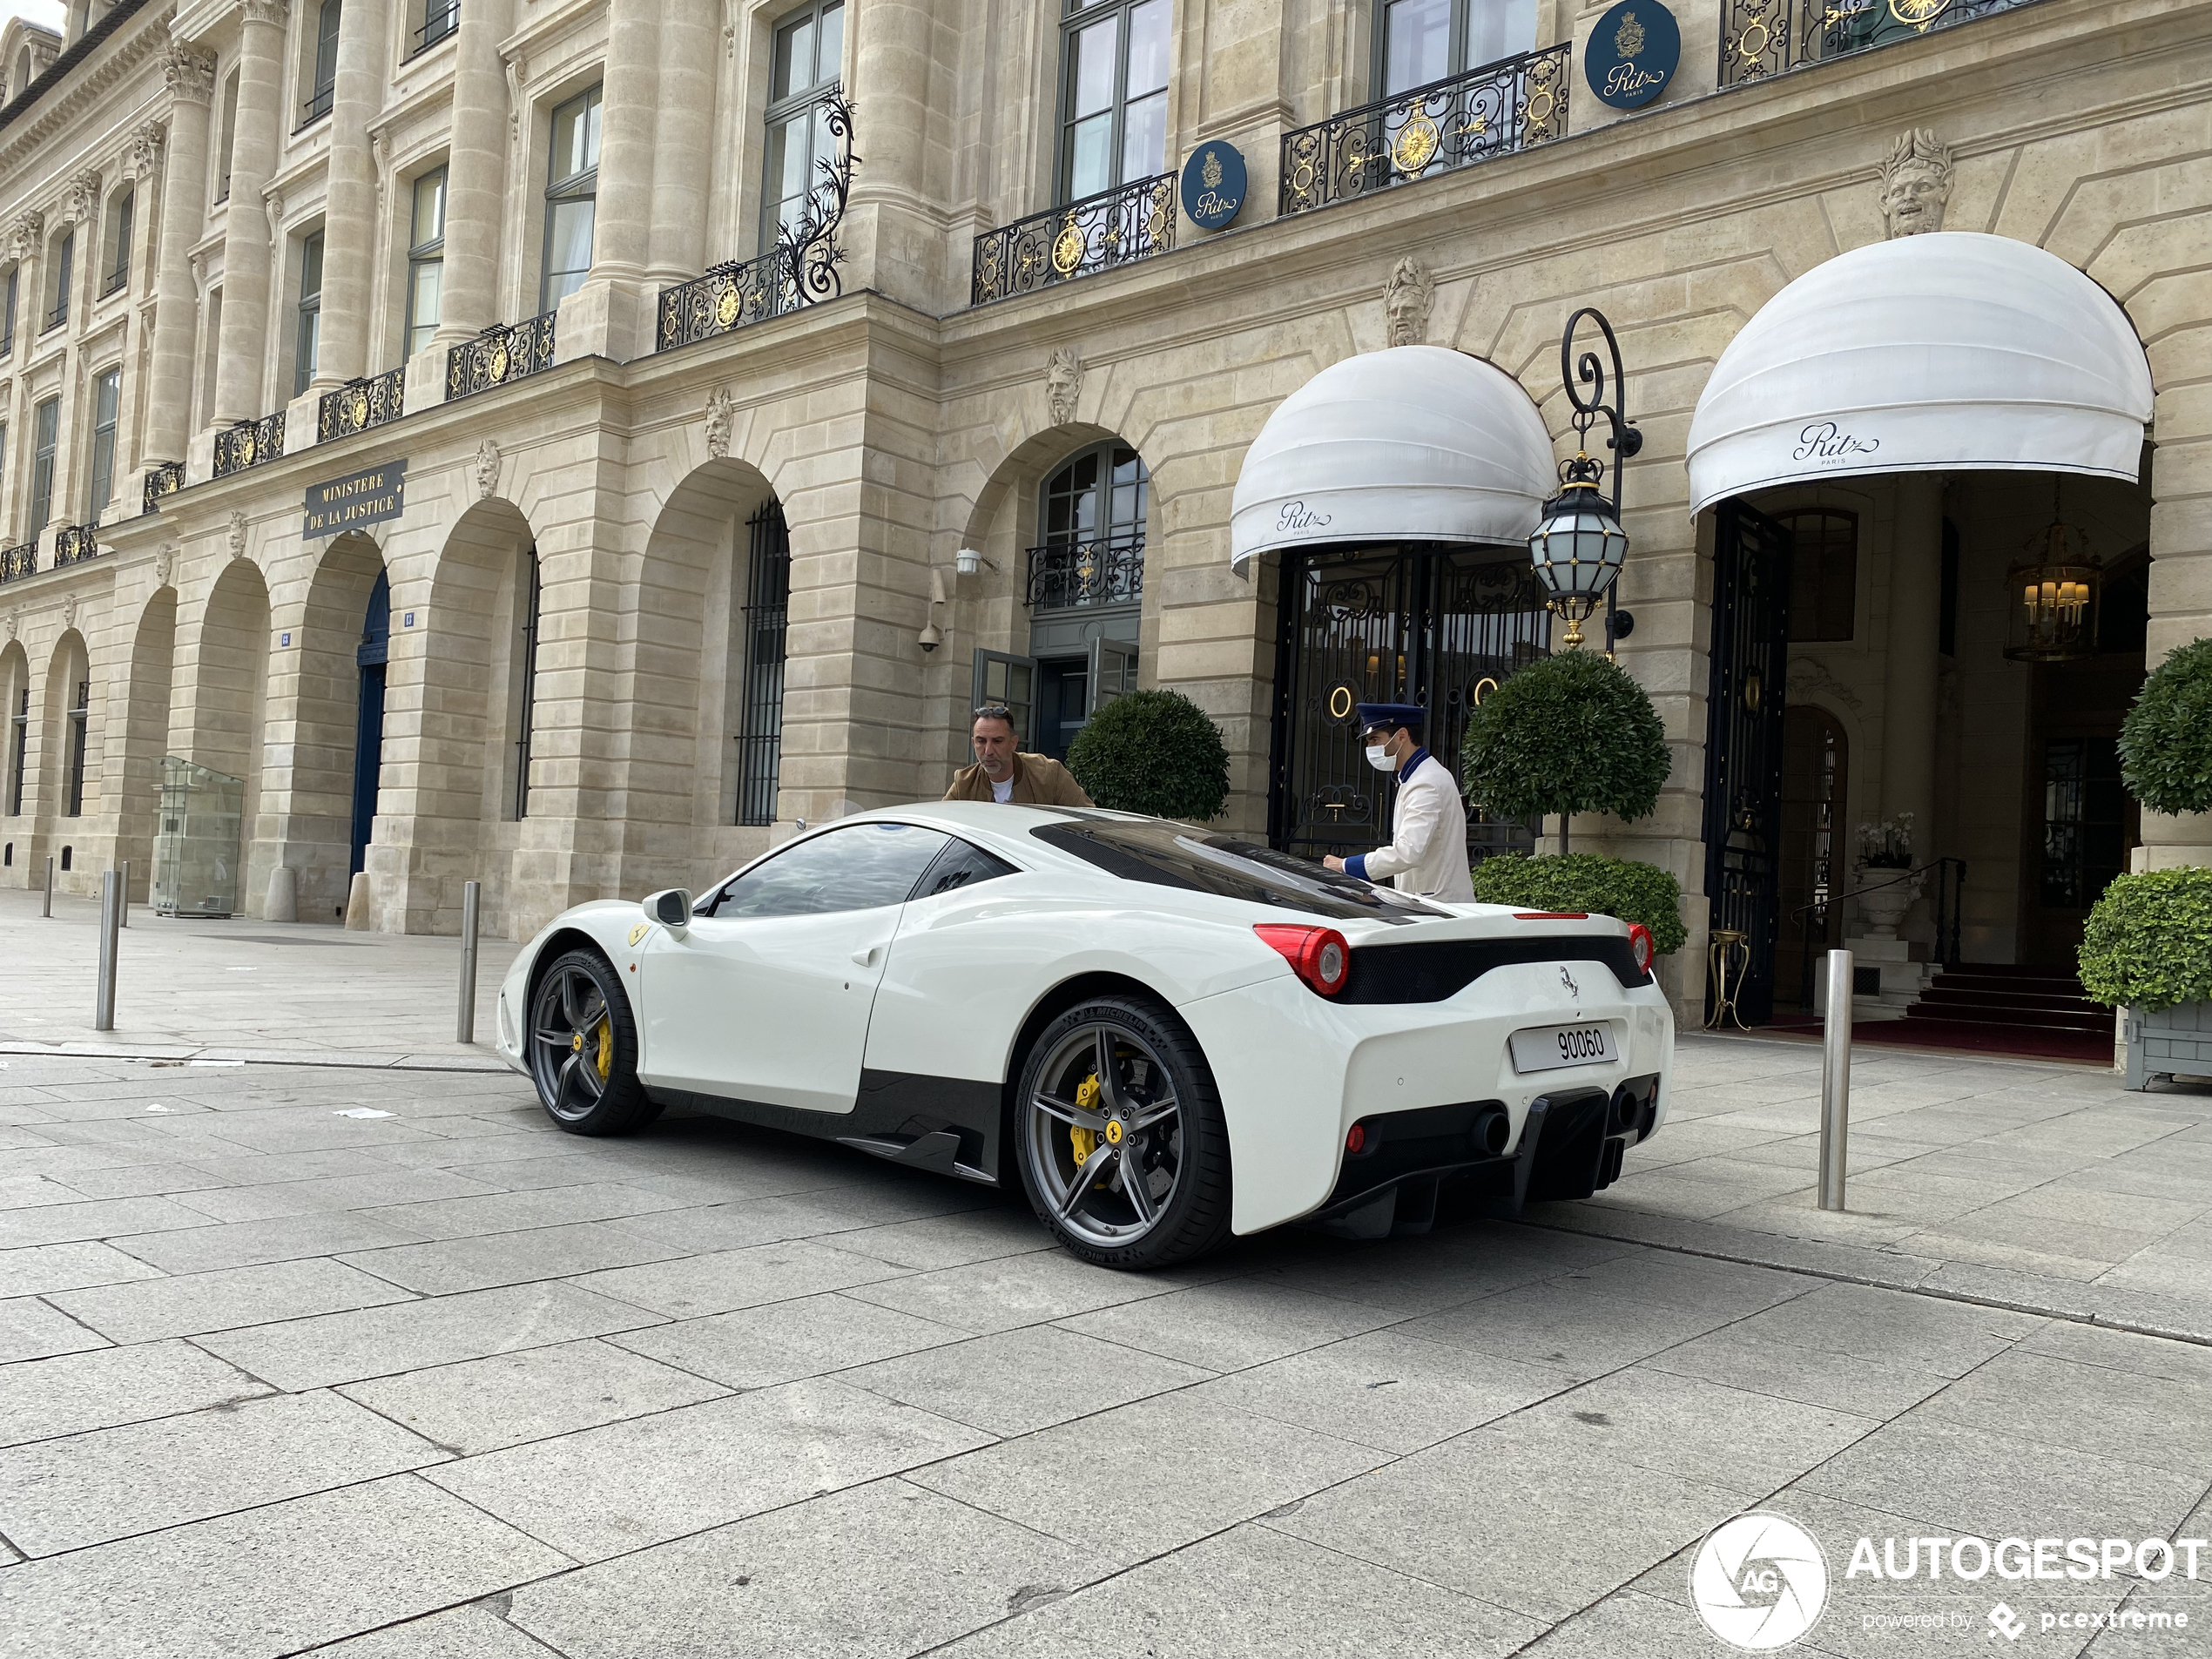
2078, 867, 2212, 1010
1470, 853, 1689, 955
1068, 688, 1231, 820
2120, 637, 2212, 815
1460, 649, 1669, 828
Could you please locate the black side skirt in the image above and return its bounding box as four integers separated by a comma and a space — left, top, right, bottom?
646, 1069, 1003, 1187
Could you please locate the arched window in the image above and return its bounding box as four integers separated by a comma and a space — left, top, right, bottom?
1029, 441, 1147, 610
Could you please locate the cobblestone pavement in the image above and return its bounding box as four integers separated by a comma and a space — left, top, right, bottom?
3, 900, 2211, 1656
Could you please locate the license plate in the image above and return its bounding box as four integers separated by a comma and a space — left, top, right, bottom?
1509, 1022, 1614, 1074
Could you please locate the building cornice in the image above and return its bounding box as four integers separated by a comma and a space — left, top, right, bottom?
0, 2, 171, 179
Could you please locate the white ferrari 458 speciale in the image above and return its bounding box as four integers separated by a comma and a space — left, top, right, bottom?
495, 802, 1675, 1269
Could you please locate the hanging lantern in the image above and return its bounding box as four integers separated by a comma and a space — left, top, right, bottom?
1527, 462, 1629, 650
2003, 496, 2101, 663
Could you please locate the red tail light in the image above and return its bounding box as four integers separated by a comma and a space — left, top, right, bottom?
1627, 923, 1655, 975
1255, 924, 1351, 997
1514, 912, 1589, 920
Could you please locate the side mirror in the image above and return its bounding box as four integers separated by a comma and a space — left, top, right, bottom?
644, 889, 693, 932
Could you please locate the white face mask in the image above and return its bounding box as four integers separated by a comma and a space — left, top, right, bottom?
1365, 744, 1395, 772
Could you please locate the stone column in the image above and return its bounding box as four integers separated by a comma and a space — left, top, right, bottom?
312, 0, 388, 388
430, 0, 510, 343
1882, 475, 1944, 840
645, 0, 713, 282
212, 0, 288, 425
845, 0, 934, 306
553, 0, 658, 361
145, 42, 214, 465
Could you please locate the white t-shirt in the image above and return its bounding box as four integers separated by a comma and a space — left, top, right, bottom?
991, 776, 1014, 803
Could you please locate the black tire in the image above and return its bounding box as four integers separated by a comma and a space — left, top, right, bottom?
1013, 995, 1232, 1271
526, 948, 663, 1136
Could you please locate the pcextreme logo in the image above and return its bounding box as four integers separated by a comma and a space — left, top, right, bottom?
1690, 1512, 1831, 1650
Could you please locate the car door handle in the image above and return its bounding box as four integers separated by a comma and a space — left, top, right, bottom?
852, 943, 881, 967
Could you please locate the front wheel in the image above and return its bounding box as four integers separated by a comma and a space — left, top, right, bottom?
526, 948, 662, 1135
1014, 995, 1232, 1270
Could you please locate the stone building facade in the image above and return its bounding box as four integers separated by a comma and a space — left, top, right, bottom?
0, 0, 2205, 1028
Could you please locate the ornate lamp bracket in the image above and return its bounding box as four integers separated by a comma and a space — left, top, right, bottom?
1558, 305, 1642, 515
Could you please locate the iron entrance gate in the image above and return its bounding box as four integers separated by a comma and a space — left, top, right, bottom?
1270, 544, 1551, 863
1702, 501, 1794, 1025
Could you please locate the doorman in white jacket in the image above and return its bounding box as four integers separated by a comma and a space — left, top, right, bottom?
1322, 702, 1476, 903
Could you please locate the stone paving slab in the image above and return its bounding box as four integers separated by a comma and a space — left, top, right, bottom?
1, 914, 2211, 1656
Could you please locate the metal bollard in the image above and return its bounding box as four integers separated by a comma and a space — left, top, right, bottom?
118, 860, 129, 928
1819, 948, 1853, 1211
456, 880, 481, 1044
42, 855, 53, 917
95, 870, 121, 1032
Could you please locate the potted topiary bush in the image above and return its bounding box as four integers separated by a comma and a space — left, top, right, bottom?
1460, 648, 1669, 854
2079, 867, 2212, 1088
1470, 852, 1688, 955
2093, 637, 2212, 1087
1067, 688, 1231, 820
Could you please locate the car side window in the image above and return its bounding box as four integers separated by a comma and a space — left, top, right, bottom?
911, 837, 1019, 900
709, 823, 950, 919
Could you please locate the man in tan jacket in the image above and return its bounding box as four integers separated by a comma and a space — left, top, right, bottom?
943, 705, 1094, 806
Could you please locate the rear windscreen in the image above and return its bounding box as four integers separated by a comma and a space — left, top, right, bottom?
1029, 819, 1450, 923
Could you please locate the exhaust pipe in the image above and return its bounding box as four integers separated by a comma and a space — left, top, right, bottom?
1611, 1083, 1644, 1134
1471, 1105, 1511, 1157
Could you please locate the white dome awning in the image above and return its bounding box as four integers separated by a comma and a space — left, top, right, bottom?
1686, 233, 2153, 517
1230, 346, 1556, 569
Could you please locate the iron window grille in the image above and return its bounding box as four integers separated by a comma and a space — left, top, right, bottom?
1720, 0, 2045, 87
1026, 529, 1146, 610
6, 686, 25, 813
1278, 42, 1567, 217
734, 500, 791, 827
445, 311, 556, 401
318, 366, 405, 442
971, 171, 1174, 306
407, 0, 458, 57
64, 678, 88, 817
213, 412, 287, 477
512, 548, 541, 820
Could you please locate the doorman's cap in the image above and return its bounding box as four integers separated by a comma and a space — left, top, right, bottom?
1356, 703, 1427, 735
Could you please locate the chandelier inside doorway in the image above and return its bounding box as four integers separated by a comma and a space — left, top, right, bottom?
2004, 480, 2102, 663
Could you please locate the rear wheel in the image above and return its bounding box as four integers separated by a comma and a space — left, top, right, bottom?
527, 949, 661, 1135
1014, 995, 1231, 1270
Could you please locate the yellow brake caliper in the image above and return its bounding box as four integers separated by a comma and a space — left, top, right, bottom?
595, 1017, 613, 1081
1069, 1073, 1102, 1167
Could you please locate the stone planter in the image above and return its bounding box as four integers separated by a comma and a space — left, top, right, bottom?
1852, 863, 1922, 941
2124, 1001, 2212, 1089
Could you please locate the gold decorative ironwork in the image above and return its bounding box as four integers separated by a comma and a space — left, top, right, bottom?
446, 312, 556, 402
658, 246, 802, 349
319, 366, 405, 442
0, 542, 36, 583
1024, 529, 1145, 610
53, 523, 99, 567
142, 461, 185, 516
1278, 44, 1570, 217
972, 172, 1178, 306
1704, 928, 1752, 1029
212, 411, 286, 478
1720, 0, 2024, 89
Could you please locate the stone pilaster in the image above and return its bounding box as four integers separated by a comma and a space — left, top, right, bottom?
212, 0, 288, 425
843, 0, 935, 307
646, 0, 714, 284
313, 0, 389, 388
431, 0, 509, 343
554, 0, 658, 362
145, 40, 213, 466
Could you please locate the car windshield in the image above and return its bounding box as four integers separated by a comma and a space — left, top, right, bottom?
1028, 817, 1449, 922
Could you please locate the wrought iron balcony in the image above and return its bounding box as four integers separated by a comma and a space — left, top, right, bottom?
99, 266, 127, 299
213, 412, 286, 478
1025, 529, 1145, 610
658, 247, 800, 351
41, 303, 65, 333
297, 82, 334, 129
1280, 44, 1568, 218
0, 543, 33, 583
657, 91, 855, 352
1721, 0, 2039, 86
319, 367, 405, 442
53, 523, 98, 567
447, 312, 556, 401
143, 461, 184, 516
973, 173, 1176, 307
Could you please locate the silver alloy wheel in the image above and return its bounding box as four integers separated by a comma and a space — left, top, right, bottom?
529, 961, 613, 1123
1024, 1020, 1184, 1248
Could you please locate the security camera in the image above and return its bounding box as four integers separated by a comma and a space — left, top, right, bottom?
919, 621, 943, 652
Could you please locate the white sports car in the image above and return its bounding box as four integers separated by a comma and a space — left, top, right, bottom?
494, 803, 1674, 1269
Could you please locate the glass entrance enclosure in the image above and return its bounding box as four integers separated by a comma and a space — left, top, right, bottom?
152, 756, 244, 919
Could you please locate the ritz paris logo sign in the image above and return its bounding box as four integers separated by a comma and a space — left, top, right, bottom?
1792, 421, 1881, 466
1584, 0, 1681, 111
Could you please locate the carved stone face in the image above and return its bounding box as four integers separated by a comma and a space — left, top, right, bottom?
1881, 161, 1948, 237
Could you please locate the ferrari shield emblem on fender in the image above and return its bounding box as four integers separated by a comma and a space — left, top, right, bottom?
628, 923, 650, 947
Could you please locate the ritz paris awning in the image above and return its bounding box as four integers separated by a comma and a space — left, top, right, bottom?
1685, 232, 2155, 517
1229, 345, 1558, 570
